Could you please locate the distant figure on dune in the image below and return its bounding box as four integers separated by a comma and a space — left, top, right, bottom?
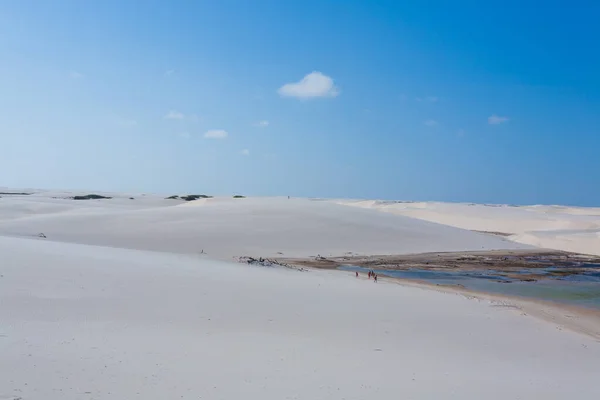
374, 275, 378, 283
356, 271, 359, 278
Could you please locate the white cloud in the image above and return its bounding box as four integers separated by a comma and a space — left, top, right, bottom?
120, 119, 137, 127
204, 129, 228, 139
70, 71, 84, 79
254, 120, 269, 127
488, 114, 509, 125
179, 132, 191, 139
417, 96, 439, 103
164, 110, 185, 120
240, 149, 250, 156
424, 120, 438, 127
163, 111, 200, 122
164, 69, 175, 77
111, 116, 137, 127
278, 71, 339, 99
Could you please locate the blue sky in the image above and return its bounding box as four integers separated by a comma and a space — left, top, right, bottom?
1, 1, 599, 205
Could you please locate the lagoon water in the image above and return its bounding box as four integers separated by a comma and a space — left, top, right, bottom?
341, 265, 600, 309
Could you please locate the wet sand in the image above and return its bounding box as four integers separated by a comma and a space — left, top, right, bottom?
274, 249, 600, 282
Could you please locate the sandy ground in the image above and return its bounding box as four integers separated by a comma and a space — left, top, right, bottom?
335, 200, 600, 256
2, 236, 600, 399
1, 190, 600, 399
0, 192, 529, 259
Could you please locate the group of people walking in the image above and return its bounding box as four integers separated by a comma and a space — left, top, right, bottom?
355, 270, 378, 282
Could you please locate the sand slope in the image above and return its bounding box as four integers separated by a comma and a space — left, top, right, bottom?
1, 236, 599, 400
0, 194, 529, 259
335, 200, 600, 256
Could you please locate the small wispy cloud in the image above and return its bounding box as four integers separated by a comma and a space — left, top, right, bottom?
254, 120, 269, 127
120, 119, 138, 127
163, 111, 200, 122
164, 69, 175, 77
488, 114, 509, 125
111, 116, 137, 127
204, 129, 228, 139
416, 96, 439, 103
278, 71, 339, 99
424, 120, 438, 127
70, 71, 84, 79
164, 110, 185, 120
240, 149, 250, 156
179, 131, 191, 139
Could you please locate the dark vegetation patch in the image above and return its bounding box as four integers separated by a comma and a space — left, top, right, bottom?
233, 195, 246, 198
71, 194, 112, 200
0, 192, 32, 195
166, 194, 213, 201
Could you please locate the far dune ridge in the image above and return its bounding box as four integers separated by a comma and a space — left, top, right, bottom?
0, 192, 528, 259
335, 200, 600, 256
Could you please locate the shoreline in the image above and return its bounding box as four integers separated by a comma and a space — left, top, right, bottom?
274, 249, 600, 272
370, 272, 600, 341
269, 250, 600, 340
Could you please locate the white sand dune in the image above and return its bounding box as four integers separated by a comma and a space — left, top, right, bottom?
1, 236, 599, 399
0, 194, 529, 259
335, 200, 600, 256
1, 191, 599, 399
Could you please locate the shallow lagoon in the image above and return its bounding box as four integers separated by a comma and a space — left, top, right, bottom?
340, 264, 600, 309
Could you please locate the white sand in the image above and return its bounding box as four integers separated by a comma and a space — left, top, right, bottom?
0, 192, 529, 259
1, 190, 599, 399
1, 236, 599, 399
335, 200, 600, 256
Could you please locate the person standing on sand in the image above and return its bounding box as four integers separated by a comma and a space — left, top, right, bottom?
374, 275, 378, 283
356, 271, 359, 278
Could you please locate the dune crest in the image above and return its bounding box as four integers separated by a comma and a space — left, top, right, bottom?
335, 200, 600, 256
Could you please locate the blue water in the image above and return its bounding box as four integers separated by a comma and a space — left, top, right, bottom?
340, 265, 600, 309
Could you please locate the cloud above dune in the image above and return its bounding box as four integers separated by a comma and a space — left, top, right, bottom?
164, 110, 185, 120
163, 111, 200, 122
240, 149, 250, 156
120, 119, 138, 127
488, 114, 509, 125
254, 120, 269, 127
278, 72, 339, 99
204, 129, 228, 139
